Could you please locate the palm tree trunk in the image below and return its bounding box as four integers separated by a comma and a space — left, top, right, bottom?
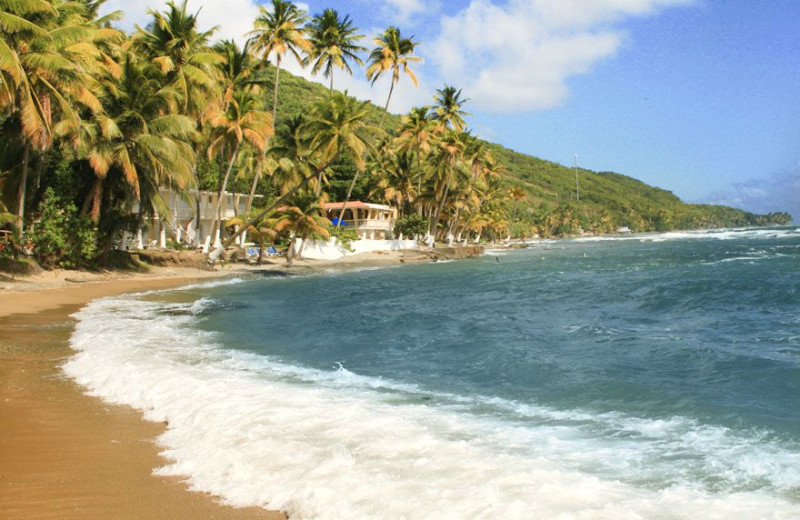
246, 158, 263, 215
432, 162, 454, 239
378, 79, 396, 127
16, 142, 31, 234
336, 170, 361, 228
416, 146, 423, 216
204, 144, 240, 251
329, 70, 334, 91
297, 231, 308, 259
85, 177, 103, 224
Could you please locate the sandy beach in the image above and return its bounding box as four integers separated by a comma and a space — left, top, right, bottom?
0, 251, 430, 520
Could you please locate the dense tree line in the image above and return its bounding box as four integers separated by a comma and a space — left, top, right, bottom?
0, 0, 791, 268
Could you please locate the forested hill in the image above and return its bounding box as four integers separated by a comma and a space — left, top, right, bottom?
262, 66, 791, 236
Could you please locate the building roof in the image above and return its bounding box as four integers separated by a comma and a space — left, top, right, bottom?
322, 201, 395, 212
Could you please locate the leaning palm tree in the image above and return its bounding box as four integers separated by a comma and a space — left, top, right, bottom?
274, 191, 329, 264
305, 8, 365, 91
215, 91, 373, 259
203, 89, 273, 250
225, 213, 278, 265
432, 85, 469, 132
365, 26, 421, 126
248, 0, 310, 124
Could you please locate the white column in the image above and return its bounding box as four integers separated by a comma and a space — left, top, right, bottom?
136, 229, 144, 250
159, 222, 167, 248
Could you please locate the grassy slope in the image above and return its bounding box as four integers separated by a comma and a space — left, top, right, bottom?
268, 67, 788, 231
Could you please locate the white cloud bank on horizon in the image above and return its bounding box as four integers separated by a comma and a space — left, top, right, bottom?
702, 169, 800, 221
428, 0, 694, 113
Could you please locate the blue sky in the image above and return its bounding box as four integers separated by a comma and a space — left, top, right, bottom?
104, 0, 800, 219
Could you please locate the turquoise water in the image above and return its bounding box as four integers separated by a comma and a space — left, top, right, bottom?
66, 227, 800, 519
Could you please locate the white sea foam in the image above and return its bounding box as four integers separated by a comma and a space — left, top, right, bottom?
64, 294, 800, 520
573, 227, 799, 244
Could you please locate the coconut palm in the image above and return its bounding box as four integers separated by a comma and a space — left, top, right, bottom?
203, 89, 273, 250
213, 39, 264, 103
217, 91, 373, 257
303, 91, 376, 226
248, 0, 310, 124
366, 26, 421, 126
305, 8, 365, 91
133, 0, 222, 118
76, 54, 198, 224
2, 0, 110, 232
432, 85, 469, 132
371, 147, 416, 217
429, 130, 467, 237
394, 106, 435, 214
225, 213, 278, 264
274, 190, 329, 264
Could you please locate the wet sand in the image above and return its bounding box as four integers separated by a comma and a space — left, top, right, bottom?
0, 275, 287, 520
0, 251, 435, 519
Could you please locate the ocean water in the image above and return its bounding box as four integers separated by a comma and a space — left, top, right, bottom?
64, 227, 800, 519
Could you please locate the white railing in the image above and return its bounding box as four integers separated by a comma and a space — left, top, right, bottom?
338, 219, 392, 230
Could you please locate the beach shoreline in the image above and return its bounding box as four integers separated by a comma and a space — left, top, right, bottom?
0, 250, 440, 520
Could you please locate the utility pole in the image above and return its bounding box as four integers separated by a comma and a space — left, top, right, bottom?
574, 154, 580, 201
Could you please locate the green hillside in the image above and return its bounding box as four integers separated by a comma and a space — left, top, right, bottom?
266, 67, 791, 236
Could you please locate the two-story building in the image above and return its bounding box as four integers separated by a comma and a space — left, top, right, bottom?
322, 201, 397, 240
128, 189, 257, 250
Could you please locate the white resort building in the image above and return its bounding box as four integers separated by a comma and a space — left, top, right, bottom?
322, 201, 397, 240
128, 189, 258, 250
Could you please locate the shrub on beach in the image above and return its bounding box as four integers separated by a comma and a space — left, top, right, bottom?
31, 189, 97, 269
394, 215, 429, 238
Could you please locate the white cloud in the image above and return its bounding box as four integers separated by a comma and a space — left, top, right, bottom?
703, 169, 800, 220
427, 0, 693, 113
100, 0, 260, 44
381, 0, 430, 24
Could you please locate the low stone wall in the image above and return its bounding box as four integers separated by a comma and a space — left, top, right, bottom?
294, 238, 420, 260
428, 245, 484, 261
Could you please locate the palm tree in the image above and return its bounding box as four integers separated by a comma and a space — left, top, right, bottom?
371, 147, 416, 217
248, 0, 310, 124
274, 191, 329, 264
203, 89, 273, 250
394, 106, 435, 214
305, 8, 365, 91
76, 54, 198, 225
213, 39, 264, 103
303, 91, 376, 226
133, 0, 222, 118
2, 0, 109, 232
365, 26, 421, 126
217, 91, 373, 258
226, 213, 278, 264
432, 85, 469, 132
429, 130, 467, 238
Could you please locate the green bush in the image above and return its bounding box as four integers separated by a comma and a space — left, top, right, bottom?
330, 226, 359, 251
394, 214, 429, 238
31, 189, 97, 269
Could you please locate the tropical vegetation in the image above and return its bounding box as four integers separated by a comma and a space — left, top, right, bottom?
0, 0, 791, 269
